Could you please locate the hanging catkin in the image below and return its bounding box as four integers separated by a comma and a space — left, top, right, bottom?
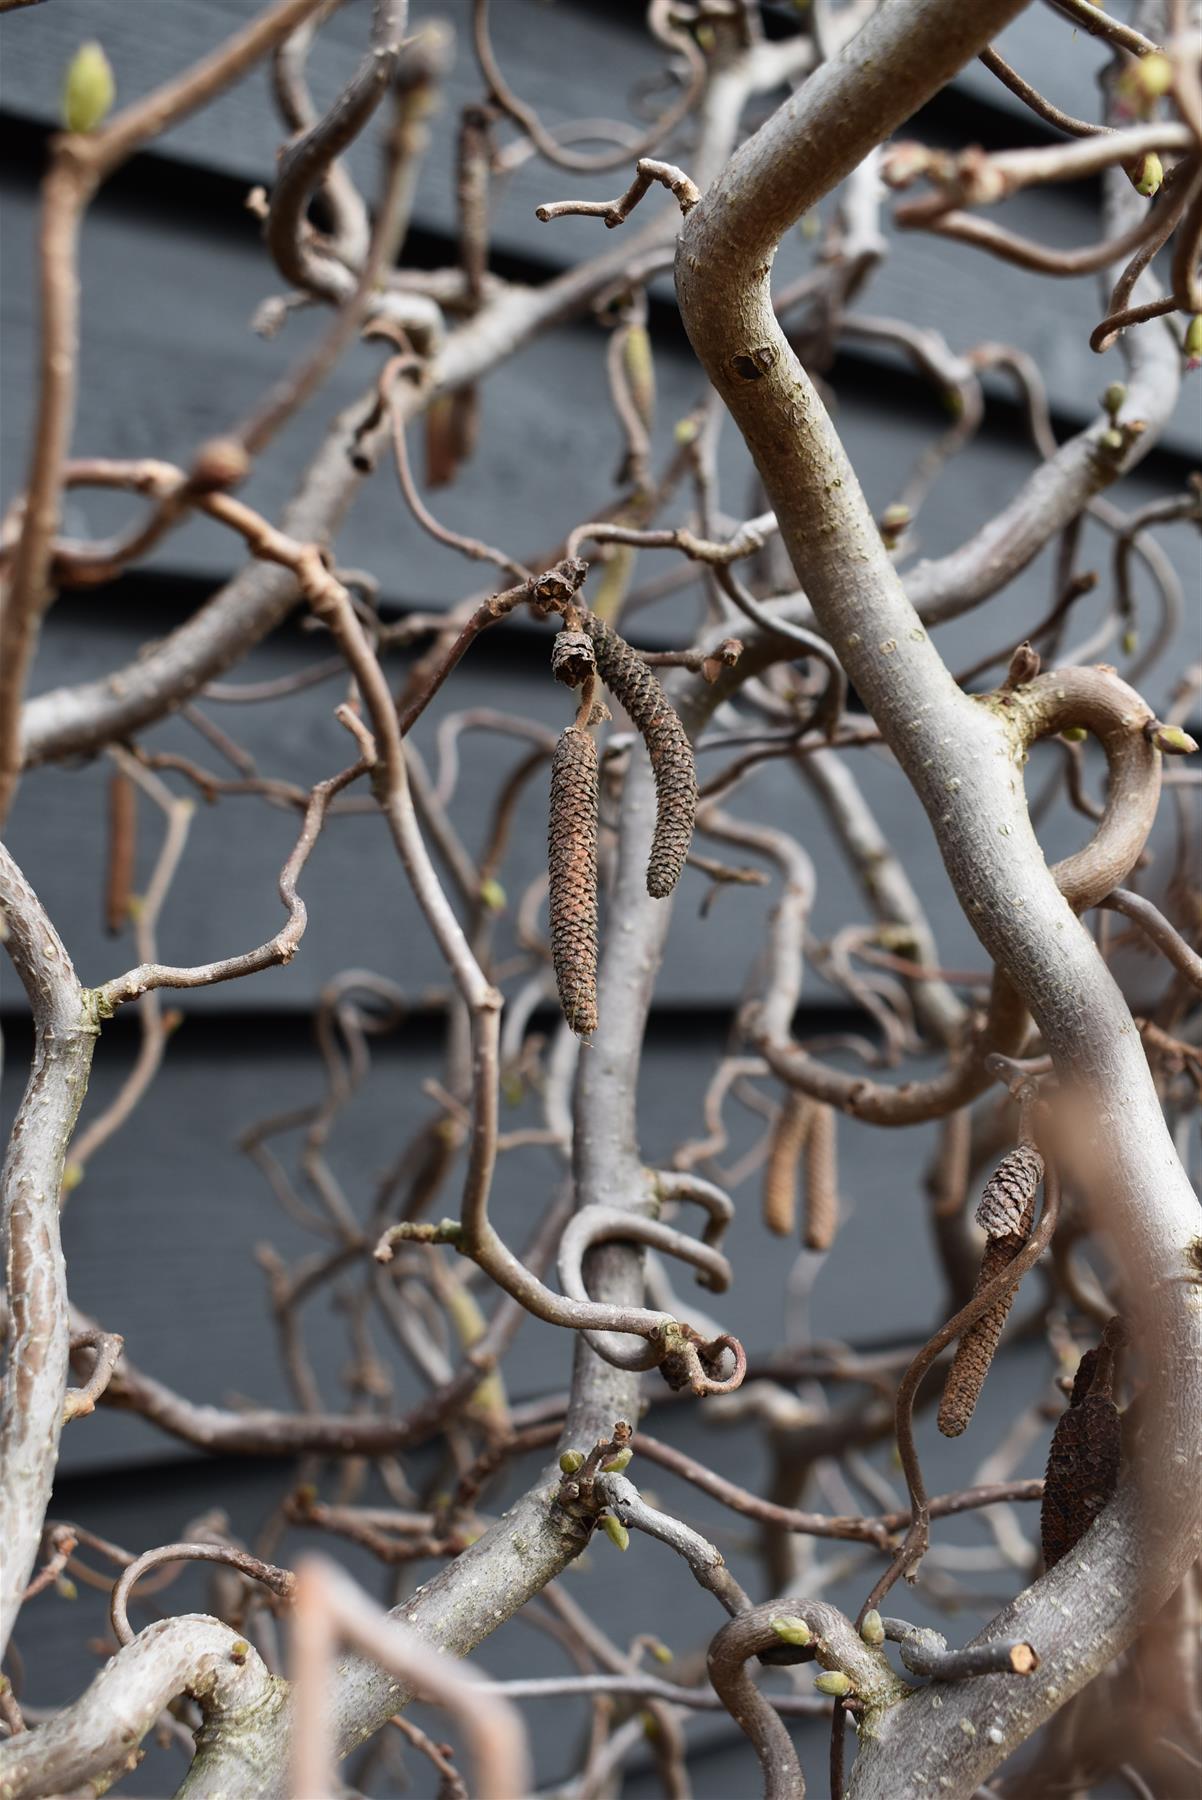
581, 613, 695, 898
1040, 1322, 1124, 1569
105, 768, 137, 935
763, 1094, 812, 1236
803, 1101, 839, 1251
937, 1144, 1044, 1438
548, 726, 599, 1036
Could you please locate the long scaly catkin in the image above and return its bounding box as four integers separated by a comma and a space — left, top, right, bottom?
105, 768, 136, 935
763, 1094, 812, 1236
1041, 1318, 1123, 1568
582, 613, 695, 898
548, 726, 599, 1036
938, 1144, 1044, 1438
802, 1101, 839, 1251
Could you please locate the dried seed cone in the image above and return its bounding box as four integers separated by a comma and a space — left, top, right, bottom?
938, 1179, 1038, 1439
548, 727, 599, 1036
551, 629, 596, 689
763, 1094, 811, 1236
1040, 1393, 1121, 1569
974, 1144, 1044, 1238
803, 1101, 839, 1251
582, 614, 696, 898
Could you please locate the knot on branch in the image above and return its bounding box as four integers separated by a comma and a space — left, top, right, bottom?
654, 1320, 746, 1396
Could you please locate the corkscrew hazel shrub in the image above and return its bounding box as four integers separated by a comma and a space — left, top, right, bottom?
548, 725, 599, 1036
581, 613, 696, 897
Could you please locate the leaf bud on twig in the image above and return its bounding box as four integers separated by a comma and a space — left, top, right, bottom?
601, 1513, 630, 1552
62, 41, 115, 133
1186, 315, 1202, 369
814, 1670, 853, 1697
1127, 151, 1163, 198
1147, 721, 1198, 756
1101, 382, 1127, 420
771, 1615, 812, 1646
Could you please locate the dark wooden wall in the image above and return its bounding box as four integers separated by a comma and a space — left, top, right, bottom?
1, 3, 1198, 1793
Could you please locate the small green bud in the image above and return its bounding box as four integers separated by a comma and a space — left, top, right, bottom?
1130, 152, 1163, 198
56, 1577, 78, 1602
879, 503, 911, 547
673, 416, 699, 446
558, 1448, 585, 1475
1186, 315, 1202, 367
650, 1640, 674, 1664
1060, 725, 1088, 742
601, 1513, 630, 1551
1117, 51, 1173, 117
229, 1639, 249, 1664
1101, 382, 1126, 419
62, 42, 115, 133
601, 1446, 633, 1473
60, 1162, 84, 1193
771, 1615, 812, 1646
501, 1072, 524, 1107
814, 1670, 853, 1697
1151, 723, 1198, 756
860, 1609, 885, 1646
1121, 629, 1138, 656
799, 210, 820, 239
1133, 51, 1174, 98
1100, 427, 1126, 454
478, 877, 506, 913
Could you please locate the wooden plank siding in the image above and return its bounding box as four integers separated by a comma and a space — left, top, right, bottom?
0, 4, 1198, 1792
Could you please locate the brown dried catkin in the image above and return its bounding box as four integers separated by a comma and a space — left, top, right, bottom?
582, 613, 695, 898
1040, 1393, 1121, 1569
1041, 1316, 1124, 1568
548, 726, 599, 1036
803, 1101, 839, 1251
763, 1094, 811, 1236
938, 1144, 1044, 1438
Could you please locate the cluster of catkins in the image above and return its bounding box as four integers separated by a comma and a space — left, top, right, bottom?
547, 614, 697, 1037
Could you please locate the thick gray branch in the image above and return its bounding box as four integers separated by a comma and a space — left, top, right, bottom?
674, 0, 1201, 1787
0, 1615, 281, 1799
0, 844, 96, 1658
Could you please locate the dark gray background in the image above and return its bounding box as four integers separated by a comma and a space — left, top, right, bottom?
1, 2, 1198, 1794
